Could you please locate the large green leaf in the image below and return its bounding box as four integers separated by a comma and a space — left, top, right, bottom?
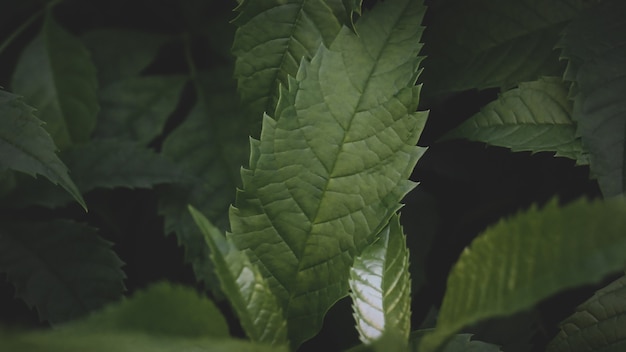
411, 331, 502, 352
419, 0, 582, 98
419, 198, 626, 351
228, 0, 428, 346
0, 90, 85, 209
442, 77, 586, 163
190, 207, 288, 345
547, 275, 626, 352
349, 215, 411, 345
558, 0, 626, 197
0, 220, 125, 325
93, 75, 187, 145
11, 12, 98, 150
232, 0, 349, 119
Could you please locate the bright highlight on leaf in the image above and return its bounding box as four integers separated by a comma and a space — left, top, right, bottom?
443, 77, 586, 164
350, 214, 411, 345
420, 198, 626, 351
189, 206, 288, 346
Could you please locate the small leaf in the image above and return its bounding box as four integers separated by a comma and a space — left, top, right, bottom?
558, 0, 626, 197
411, 331, 502, 352
547, 275, 626, 352
419, 198, 626, 351
189, 207, 288, 345
442, 77, 586, 163
0, 220, 126, 325
93, 75, 187, 145
69, 281, 229, 338
11, 12, 98, 150
0, 90, 85, 209
350, 214, 411, 345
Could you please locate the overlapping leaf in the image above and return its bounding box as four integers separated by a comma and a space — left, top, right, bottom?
558, 0, 626, 197
190, 207, 288, 345
411, 331, 502, 352
0, 220, 125, 325
11, 12, 98, 150
349, 215, 411, 345
442, 77, 586, 164
93, 75, 187, 145
0, 90, 85, 209
547, 275, 626, 352
419, 0, 582, 98
232, 0, 350, 119
228, 0, 428, 346
419, 198, 626, 351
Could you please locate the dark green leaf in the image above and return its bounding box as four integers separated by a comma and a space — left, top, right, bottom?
411, 331, 502, 352
190, 207, 288, 345
350, 214, 411, 345
419, 198, 626, 351
229, 0, 427, 346
11, 12, 98, 150
0, 90, 85, 209
0, 220, 125, 325
558, 0, 626, 197
93, 75, 187, 145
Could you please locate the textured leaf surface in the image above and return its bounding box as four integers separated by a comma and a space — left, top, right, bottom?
0, 220, 125, 325
81, 29, 169, 87
11, 12, 98, 150
69, 281, 229, 338
558, 0, 626, 197
0, 90, 85, 209
229, 0, 428, 346
93, 75, 187, 145
547, 275, 626, 352
419, 0, 582, 97
443, 77, 586, 163
190, 207, 288, 345
411, 331, 502, 352
350, 215, 411, 344
419, 198, 626, 351
232, 0, 348, 118
158, 71, 249, 289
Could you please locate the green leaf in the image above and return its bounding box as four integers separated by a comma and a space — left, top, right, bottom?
229, 0, 428, 346
0, 220, 125, 325
419, 0, 582, 97
11, 12, 98, 150
547, 275, 626, 352
442, 77, 586, 163
411, 331, 502, 352
81, 29, 170, 87
0, 90, 85, 209
68, 281, 229, 338
349, 214, 411, 345
158, 71, 249, 289
93, 75, 187, 145
419, 198, 626, 351
232, 0, 348, 119
189, 207, 288, 345
558, 0, 626, 197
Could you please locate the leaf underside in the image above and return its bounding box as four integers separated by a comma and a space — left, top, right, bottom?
547, 275, 626, 352
228, 0, 428, 346
443, 76, 586, 163
558, 0, 626, 197
350, 214, 411, 344
0, 220, 125, 325
420, 198, 626, 351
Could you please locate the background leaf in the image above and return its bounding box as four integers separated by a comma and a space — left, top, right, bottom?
349, 214, 412, 344
547, 275, 626, 352
11, 12, 98, 150
229, 0, 427, 346
190, 207, 288, 345
442, 77, 586, 163
419, 198, 626, 351
411, 331, 502, 352
558, 0, 626, 197
0, 90, 85, 209
0, 220, 125, 325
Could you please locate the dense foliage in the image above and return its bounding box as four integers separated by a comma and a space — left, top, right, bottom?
0, 0, 625, 351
